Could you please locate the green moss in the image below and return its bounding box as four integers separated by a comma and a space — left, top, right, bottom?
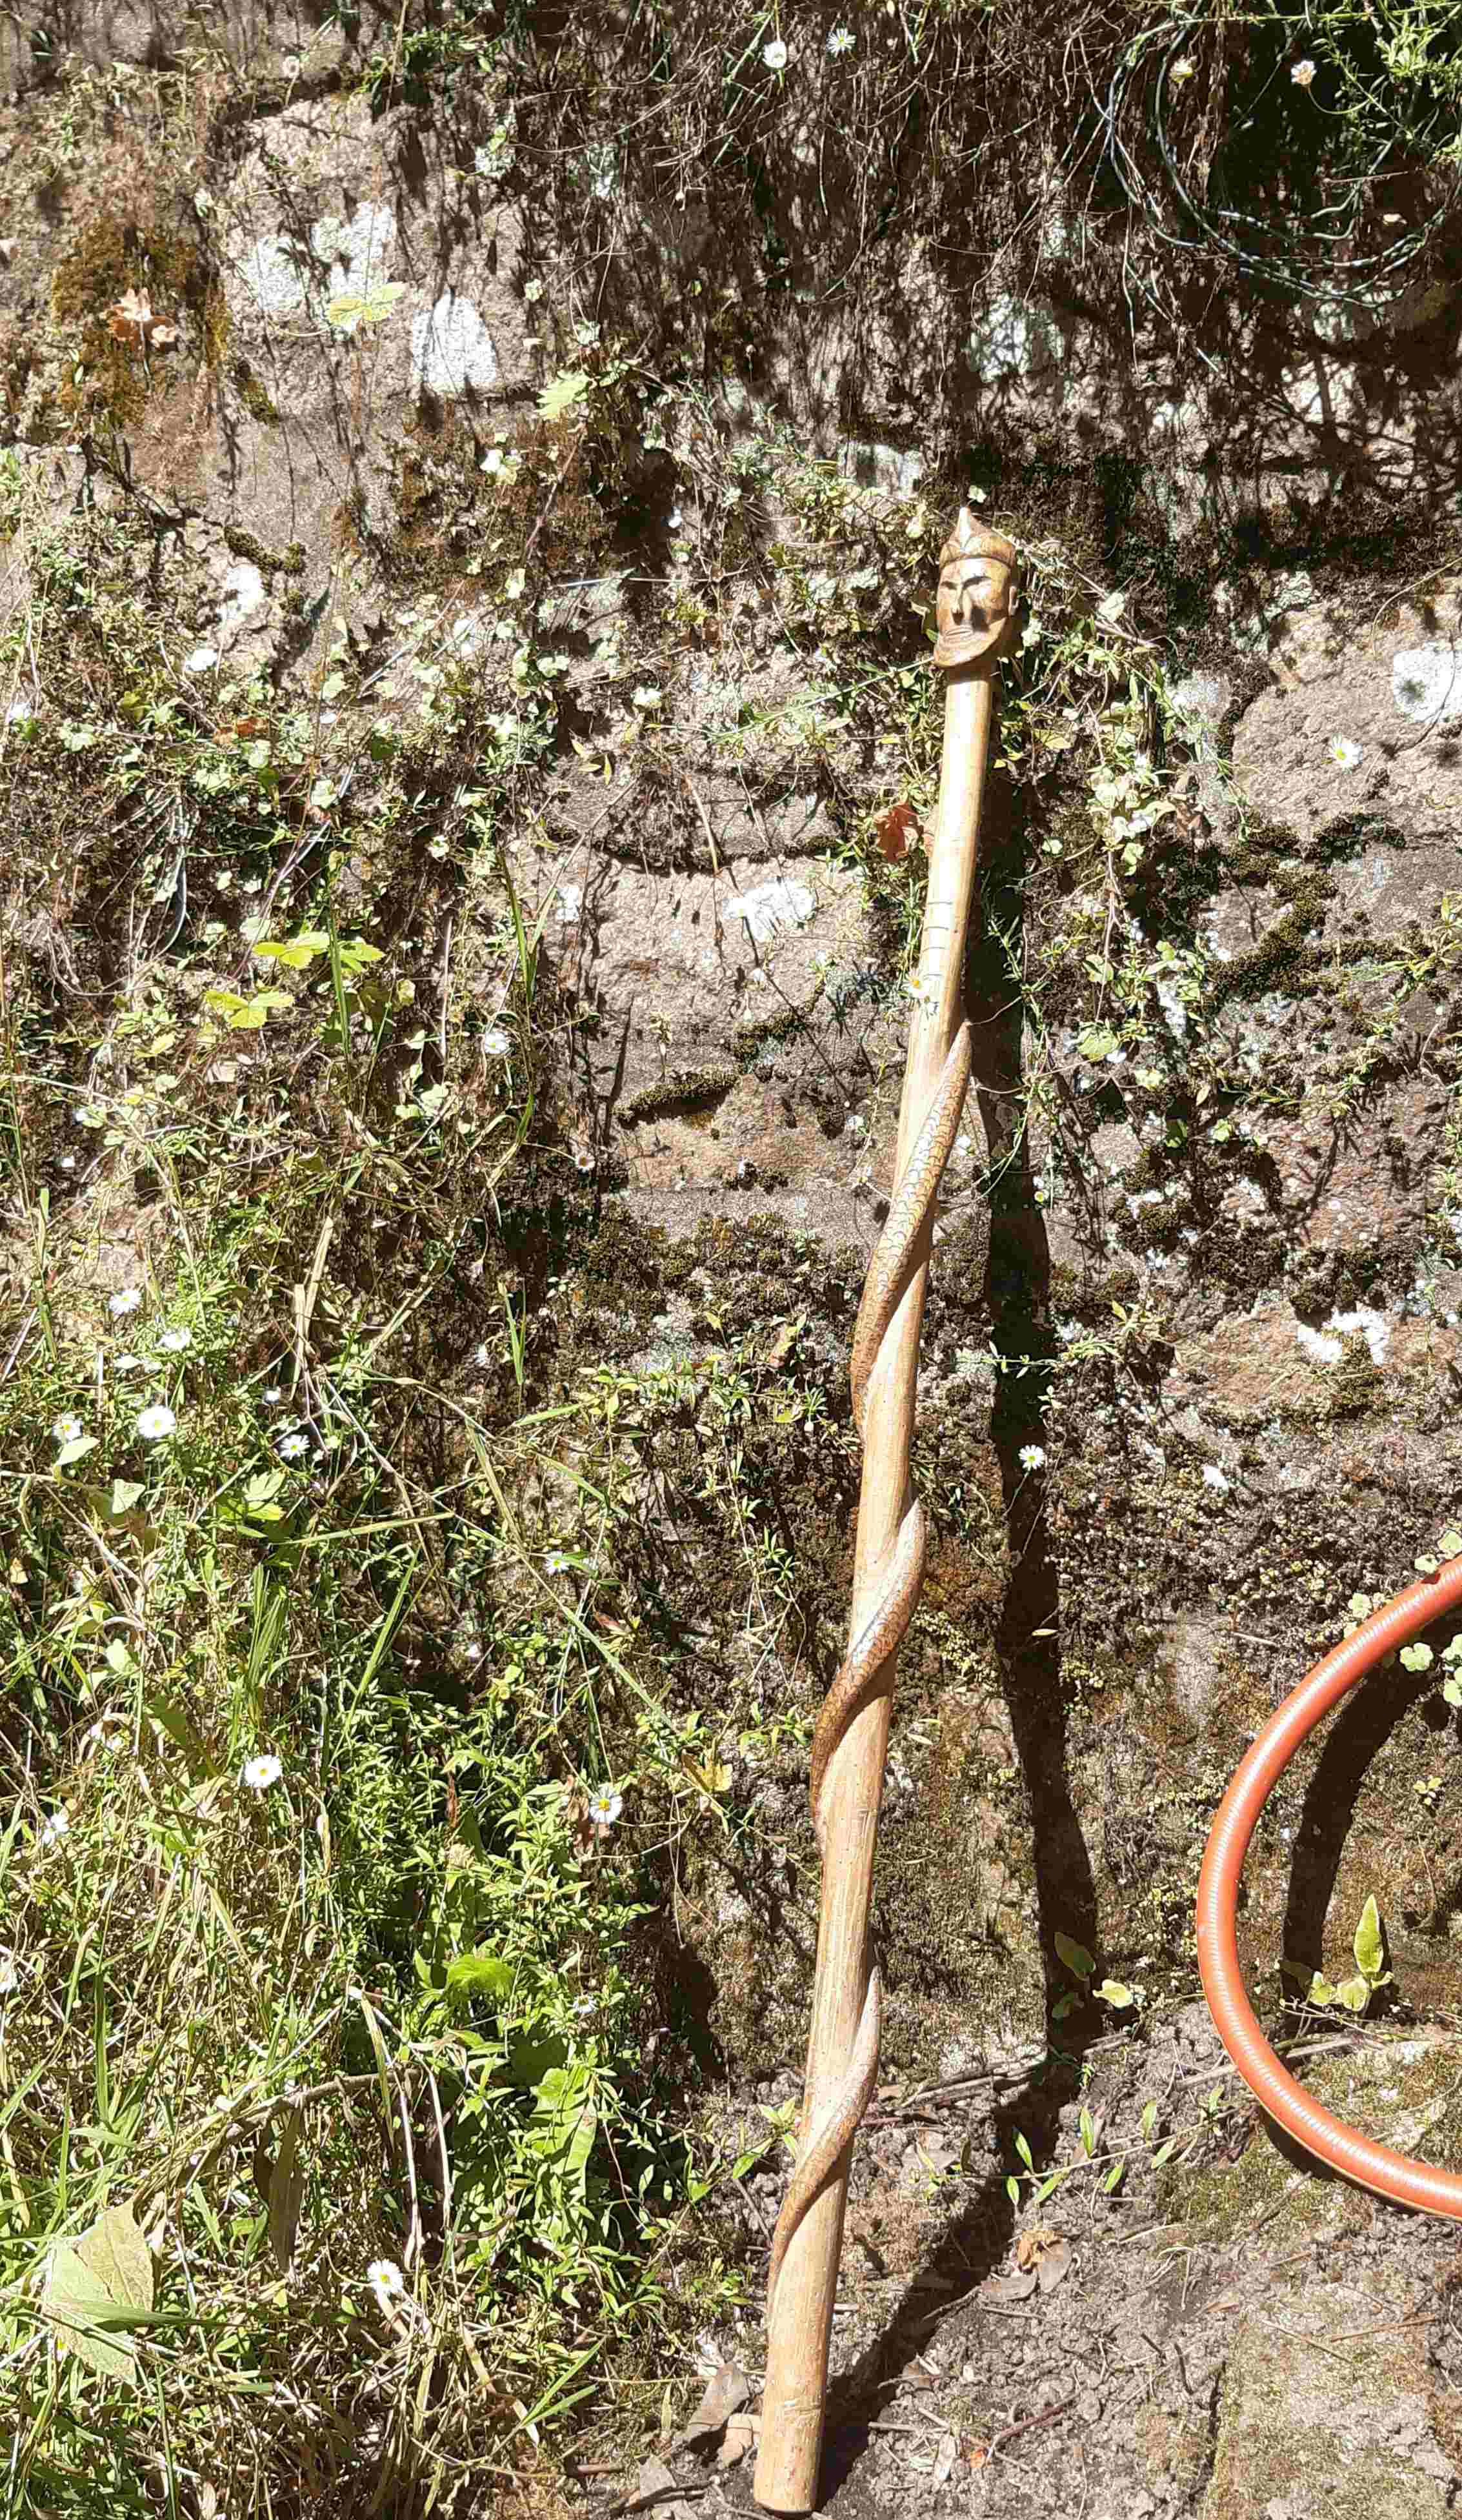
620, 1063, 738, 1125
234, 364, 281, 425
224, 525, 306, 577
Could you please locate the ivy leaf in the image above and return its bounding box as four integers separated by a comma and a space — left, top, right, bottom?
1333, 1975, 1372, 2014
1308, 1971, 1337, 2006
537, 368, 591, 421
54, 1435, 98, 1469
1096, 1978, 1137, 2009
43, 2202, 154, 2381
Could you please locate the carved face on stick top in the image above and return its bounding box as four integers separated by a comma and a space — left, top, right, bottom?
933, 512, 1019, 669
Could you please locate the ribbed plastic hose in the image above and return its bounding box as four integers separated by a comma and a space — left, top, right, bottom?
1196, 1554, 1462, 2215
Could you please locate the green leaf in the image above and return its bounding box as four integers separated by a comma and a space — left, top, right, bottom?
1334, 1975, 1371, 2014
203, 987, 292, 1032
1005, 2174, 1021, 2206
1353, 1893, 1385, 1982
1096, 1979, 1136, 2010
1079, 2108, 1096, 2158
1054, 1931, 1094, 1979
108, 1478, 145, 1516
537, 368, 591, 421
445, 1948, 514, 2004
266, 2104, 306, 2278
1077, 1026, 1119, 1061
43, 2202, 154, 2381
1103, 2157, 1125, 2193
1400, 1642, 1434, 1672
1441, 1531, 1462, 1560
1152, 2136, 1177, 2167
1444, 1674, 1462, 1709
54, 1435, 98, 1469
253, 933, 328, 969
1014, 2130, 1034, 2172
1140, 2099, 1158, 2142
1308, 1972, 1337, 2006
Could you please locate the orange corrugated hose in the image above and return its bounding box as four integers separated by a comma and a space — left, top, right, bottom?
1196, 1554, 1462, 2216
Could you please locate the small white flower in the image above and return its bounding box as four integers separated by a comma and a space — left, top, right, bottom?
1202, 1464, 1231, 1495
39, 1809, 70, 1848
544, 1549, 572, 1574
523, 277, 543, 305
52, 1415, 84, 1444
108, 1287, 144, 1317
481, 1027, 512, 1057
279, 1431, 310, 1459
762, 37, 788, 70
1290, 56, 1316, 86
184, 645, 219, 674
242, 1753, 283, 1791
426, 835, 451, 862
481, 448, 503, 476
158, 1327, 192, 1353
1019, 1444, 1046, 1472
1329, 735, 1363, 771
60, 1154, 75, 1171
826, 24, 854, 55
263, 1386, 283, 1402
1168, 54, 1195, 84
0, 1953, 19, 1995
632, 684, 662, 710
666, 504, 683, 529
587, 1786, 623, 1831
114, 1353, 145, 1373
136, 1404, 176, 1442
573, 1149, 594, 1174
367, 2257, 406, 2313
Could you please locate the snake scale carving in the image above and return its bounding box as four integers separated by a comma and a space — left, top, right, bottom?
764, 1022, 974, 2315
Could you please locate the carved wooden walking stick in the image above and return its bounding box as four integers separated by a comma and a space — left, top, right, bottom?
754, 509, 1019, 2515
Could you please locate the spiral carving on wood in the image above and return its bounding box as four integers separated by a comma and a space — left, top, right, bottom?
764, 1023, 974, 2317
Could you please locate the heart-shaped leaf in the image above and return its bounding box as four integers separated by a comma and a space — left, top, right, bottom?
43, 2202, 154, 2380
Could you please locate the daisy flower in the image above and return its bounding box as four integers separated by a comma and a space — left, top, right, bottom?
367, 2258, 406, 2315
109, 1287, 144, 1317
1019, 1444, 1046, 1472
1168, 55, 1195, 83
544, 1549, 572, 1574
278, 1430, 309, 1460
1290, 56, 1316, 86
762, 37, 788, 70
826, 25, 854, 55
1329, 736, 1363, 771
481, 1027, 512, 1057
137, 1404, 177, 1442
52, 1415, 85, 1444
242, 1753, 283, 1791
185, 645, 219, 674
587, 1786, 623, 1831
158, 1327, 192, 1353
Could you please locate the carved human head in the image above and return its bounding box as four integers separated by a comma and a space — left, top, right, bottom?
933, 512, 1019, 669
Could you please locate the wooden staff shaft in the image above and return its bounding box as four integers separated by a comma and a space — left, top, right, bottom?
755, 624, 1002, 2510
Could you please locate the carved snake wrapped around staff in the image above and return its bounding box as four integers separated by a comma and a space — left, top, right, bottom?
765, 1022, 974, 2316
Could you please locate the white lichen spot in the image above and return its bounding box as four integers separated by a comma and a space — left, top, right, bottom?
1392, 644, 1462, 725
723, 877, 816, 946
1296, 1324, 1344, 1366
217, 561, 266, 647
411, 291, 499, 396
